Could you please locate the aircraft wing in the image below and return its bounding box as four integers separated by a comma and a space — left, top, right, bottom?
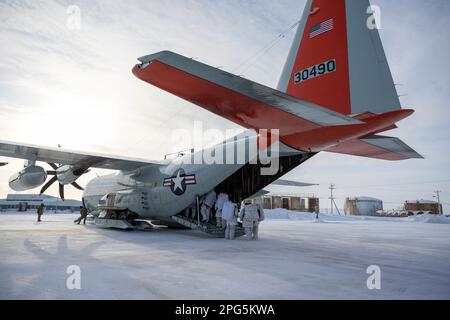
0, 140, 164, 171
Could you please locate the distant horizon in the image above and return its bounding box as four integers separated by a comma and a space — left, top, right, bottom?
0, 191, 443, 215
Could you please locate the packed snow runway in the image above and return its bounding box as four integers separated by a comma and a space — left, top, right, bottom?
1, 211, 449, 300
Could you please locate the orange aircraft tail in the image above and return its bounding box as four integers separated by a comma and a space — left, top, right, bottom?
133, 0, 422, 161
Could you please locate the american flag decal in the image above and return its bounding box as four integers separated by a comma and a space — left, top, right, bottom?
309, 18, 334, 38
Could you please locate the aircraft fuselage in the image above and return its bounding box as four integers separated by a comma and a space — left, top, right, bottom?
83, 133, 256, 219
82, 133, 312, 219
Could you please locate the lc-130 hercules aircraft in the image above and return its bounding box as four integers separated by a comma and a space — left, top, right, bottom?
0, 0, 421, 234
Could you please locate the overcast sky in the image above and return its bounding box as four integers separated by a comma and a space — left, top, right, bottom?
1, 0, 449, 211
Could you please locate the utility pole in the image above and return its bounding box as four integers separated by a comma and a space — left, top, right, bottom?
434, 190, 442, 215
329, 184, 335, 214
329, 184, 341, 215
196, 195, 200, 226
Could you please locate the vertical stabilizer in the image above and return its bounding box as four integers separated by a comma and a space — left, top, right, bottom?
277, 0, 401, 115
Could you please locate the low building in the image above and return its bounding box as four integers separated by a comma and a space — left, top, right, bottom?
308, 198, 320, 213
0, 194, 82, 212
404, 200, 442, 215
251, 194, 319, 213
344, 197, 383, 216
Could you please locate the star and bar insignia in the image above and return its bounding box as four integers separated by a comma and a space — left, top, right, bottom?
163, 169, 197, 196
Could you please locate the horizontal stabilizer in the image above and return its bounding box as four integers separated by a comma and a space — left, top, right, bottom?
133, 51, 361, 137
272, 179, 318, 187
248, 190, 271, 199
249, 179, 317, 199
325, 135, 423, 161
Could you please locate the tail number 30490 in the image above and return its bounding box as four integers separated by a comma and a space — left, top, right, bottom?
294, 59, 336, 84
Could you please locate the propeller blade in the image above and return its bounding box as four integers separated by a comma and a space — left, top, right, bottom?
47, 162, 58, 170
59, 184, 65, 200
40, 176, 58, 195
0, 162, 8, 167
72, 181, 84, 191
46, 171, 57, 175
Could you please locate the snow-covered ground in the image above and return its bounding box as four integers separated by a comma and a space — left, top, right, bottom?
0, 210, 449, 300
266, 208, 450, 224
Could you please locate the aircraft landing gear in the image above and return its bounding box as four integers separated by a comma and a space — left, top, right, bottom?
94, 209, 153, 231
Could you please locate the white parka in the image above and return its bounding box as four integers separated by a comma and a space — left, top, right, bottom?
239, 204, 264, 227
222, 201, 238, 225
215, 193, 229, 217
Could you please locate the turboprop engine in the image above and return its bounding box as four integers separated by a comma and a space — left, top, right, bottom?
9, 165, 47, 191
40, 163, 88, 200
8, 161, 88, 199
55, 165, 85, 185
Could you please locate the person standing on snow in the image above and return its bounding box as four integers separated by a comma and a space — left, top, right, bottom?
215, 192, 229, 228
239, 200, 265, 240
74, 206, 88, 225
37, 203, 44, 222
222, 200, 238, 240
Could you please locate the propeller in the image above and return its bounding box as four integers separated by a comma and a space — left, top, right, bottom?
40, 162, 86, 200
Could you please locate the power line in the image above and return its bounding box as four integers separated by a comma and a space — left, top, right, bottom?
340, 179, 450, 189
329, 184, 342, 215
433, 190, 443, 215
233, 19, 301, 74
